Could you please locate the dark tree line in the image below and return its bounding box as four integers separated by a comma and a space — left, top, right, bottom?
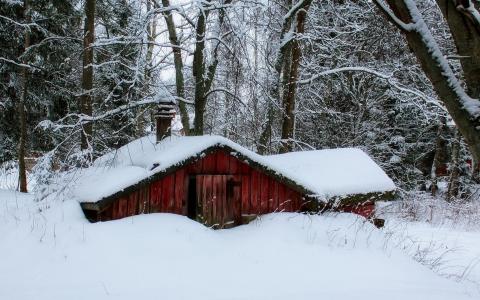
1, 0, 479, 201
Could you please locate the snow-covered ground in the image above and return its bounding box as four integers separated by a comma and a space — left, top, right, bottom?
0, 162, 35, 190
377, 198, 480, 294
0, 189, 478, 300
383, 219, 480, 294
385, 220, 480, 288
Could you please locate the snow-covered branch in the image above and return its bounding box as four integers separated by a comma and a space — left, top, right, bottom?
403, 0, 480, 118
298, 66, 443, 109
372, 0, 415, 31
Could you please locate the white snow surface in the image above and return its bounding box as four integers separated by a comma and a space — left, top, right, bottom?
267, 149, 396, 199
0, 189, 476, 300
73, 135, 395, 203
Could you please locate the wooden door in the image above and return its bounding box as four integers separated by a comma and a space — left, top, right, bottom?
196, 175, 242, 228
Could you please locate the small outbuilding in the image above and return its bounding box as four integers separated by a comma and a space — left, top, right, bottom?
75, 102, 395, 228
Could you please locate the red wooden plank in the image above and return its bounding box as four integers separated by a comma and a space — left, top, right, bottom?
250, 170, 260, 214
148, 181, 155, 213
196, 175, 204, 221
270, 180, 279, 212
143, 186, 150, 214
127, 192, 137, 216
136, 190, 141, 214
188, 159, 203, 174
119, 197, 128, 218
183, 175, 189, 215
266, 178, 273, 212
238, 160, 250, 174
204, 175, 213, 225
227, 175, 232, 227
222, 175, 228, 227
260, 174, 269, 214
278, 183, 286, 212
111, 200, 119, 219
202, 153, 216, 174
284, 187, 294, 212
116, 198, 123, 218
149, 180, 162, 213
162, 175, 174, 212
229, 155, 239, 174
138, 187, 146, 214
216, 151, 230, 174
216, 176, 226, 226
212, 175, 221, 225
241, 175, 250, 215
233, 175, 242, 225
174, 169, 185, 214
160, 179, 167, 212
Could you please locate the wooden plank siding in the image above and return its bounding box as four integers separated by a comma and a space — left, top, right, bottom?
96, 149, 307, 224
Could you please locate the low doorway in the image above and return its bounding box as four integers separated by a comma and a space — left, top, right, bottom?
188, 175, 242, 228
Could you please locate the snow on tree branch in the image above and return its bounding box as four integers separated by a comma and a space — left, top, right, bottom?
403, 0, 480, 118
298, 66, 444, 111
375, 0, 480, 118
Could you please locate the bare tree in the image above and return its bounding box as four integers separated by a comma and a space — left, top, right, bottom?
16, 0, 30, 192
279, 0, 312, 153
160, 0, 191, 134
80, 0, 95, 156
258, 0, 312, 154
192, 0, 232, 135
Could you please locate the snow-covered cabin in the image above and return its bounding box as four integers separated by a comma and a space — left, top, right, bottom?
76, 102, 395, 228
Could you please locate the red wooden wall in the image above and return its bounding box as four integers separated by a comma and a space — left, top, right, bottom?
98, 149, 306, 225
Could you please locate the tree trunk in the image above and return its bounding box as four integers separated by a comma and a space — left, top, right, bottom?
161, 0, 190, 134
279, 5, 310, 153
377, 0, 480, 166
258, 105, 274, 154
80, 0, 95, 154
192, 5, 208, 136
447, 128, 461, 200
145, 0, 157, 77
436, 0, 480, 100
258, 0, 312, 154
17, 0, 30, 193
192, 0, 230, 136
430, 118, 448, 196
138, 0, 158, 137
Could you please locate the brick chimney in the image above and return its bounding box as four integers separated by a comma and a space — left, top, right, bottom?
155, 99, 176, 142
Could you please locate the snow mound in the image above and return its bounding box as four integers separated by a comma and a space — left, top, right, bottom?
0, 190, 474, 300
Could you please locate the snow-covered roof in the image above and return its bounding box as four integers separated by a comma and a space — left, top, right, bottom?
74, 135, 395, 203
266, 150, 396, 200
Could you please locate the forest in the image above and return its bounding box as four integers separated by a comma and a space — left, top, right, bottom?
2, 0, 480, 299
1, 0, 480, 214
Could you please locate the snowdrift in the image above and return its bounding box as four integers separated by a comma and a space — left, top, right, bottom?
0, 189, 473, 300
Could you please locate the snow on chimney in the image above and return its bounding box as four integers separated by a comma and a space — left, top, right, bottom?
155, 99, 176, 142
